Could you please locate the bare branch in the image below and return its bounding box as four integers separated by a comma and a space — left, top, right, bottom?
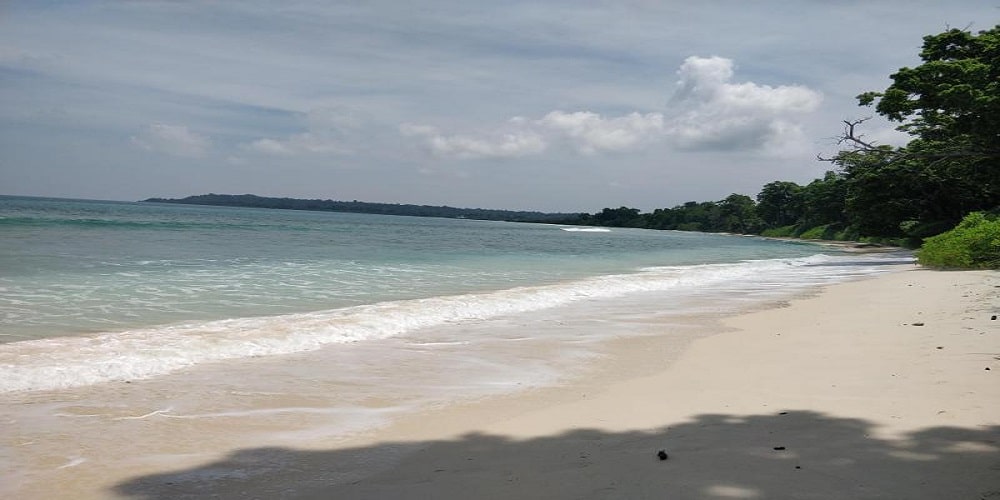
836, 118, 880, 150
818, 117, 1000, 163
817, 117, 882, 162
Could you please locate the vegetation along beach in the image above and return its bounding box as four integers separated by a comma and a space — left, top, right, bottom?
2, 3, 999, 499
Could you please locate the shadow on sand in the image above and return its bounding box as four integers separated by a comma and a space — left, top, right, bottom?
114, 410, 999, 499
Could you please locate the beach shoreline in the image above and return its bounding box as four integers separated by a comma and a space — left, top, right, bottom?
96, 267, 1000, 499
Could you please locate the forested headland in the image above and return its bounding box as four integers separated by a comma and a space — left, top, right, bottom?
144, 193, 579, 224
149, 26, 1000, 268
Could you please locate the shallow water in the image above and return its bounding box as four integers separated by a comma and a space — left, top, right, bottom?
0, 195, 909, 393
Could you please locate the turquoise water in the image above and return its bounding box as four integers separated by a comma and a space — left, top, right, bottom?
0, 196, 912, 392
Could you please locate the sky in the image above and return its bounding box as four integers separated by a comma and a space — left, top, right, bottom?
1, 1, 997, 213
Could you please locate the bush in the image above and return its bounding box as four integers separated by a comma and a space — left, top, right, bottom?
900, 219, 955, 239
917, 212, 1000, 269
798, 224, 845, 240
834, 227, 860, 241
760, 225, 798, 237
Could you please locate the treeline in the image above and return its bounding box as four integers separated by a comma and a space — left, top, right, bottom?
144, 193, 578, 223
574, 173, 858, 241
578, 25, 1000, 247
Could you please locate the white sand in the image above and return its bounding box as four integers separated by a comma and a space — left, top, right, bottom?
15, 269, 1000, 499
285, 268, 998, 500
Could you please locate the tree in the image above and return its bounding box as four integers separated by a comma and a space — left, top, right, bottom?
718, 194, 762, 234
756, 181, 803, 228
586, 206, 644, 227
830, 26, 1000, 238
858, 27, 1000, 158
838, 150, 926, 236
800, 171, 847, 229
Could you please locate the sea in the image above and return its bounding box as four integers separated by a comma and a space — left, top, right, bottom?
0, 195, 915, 494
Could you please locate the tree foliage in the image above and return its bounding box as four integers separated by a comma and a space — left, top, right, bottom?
799, 171, 848, 229
833, 25, 1000, 240
578, 207, 645, 227
858, 27, 1000, 155
756, 181, 804, 228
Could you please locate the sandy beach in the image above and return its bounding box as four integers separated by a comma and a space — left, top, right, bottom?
91, 267, 999, 499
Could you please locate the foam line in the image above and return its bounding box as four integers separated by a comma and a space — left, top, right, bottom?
0, 253, 910, 393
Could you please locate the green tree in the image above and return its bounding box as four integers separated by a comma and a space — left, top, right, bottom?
587, 206, 644, 227
833, 25, 1000, 238
839, 150, 925, 236
718, 194, 762, 234
859, 27, 1000, 156
756, 181, 803, 228
803, 172, 846, 225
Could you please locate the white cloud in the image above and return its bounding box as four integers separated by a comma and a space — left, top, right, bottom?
402, 56, 821, 159
401, 122, 547, 159
245, 107, 359, 156
538, 111, 665, 154
402, 111, 664, 159
4, 0, 995, 211
130, 123, 210, 157
247, 134, 348, 155
666, 56, 822, 152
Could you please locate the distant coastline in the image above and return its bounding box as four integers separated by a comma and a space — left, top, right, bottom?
144, 193, 580, 224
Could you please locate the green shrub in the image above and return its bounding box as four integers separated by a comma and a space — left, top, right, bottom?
760, 225, 798, 237
797, 225, 824, 239
900, 219, 955, 239
917, 212, 1000, 269
798, 224, 846, 240
834, 227, 860, 241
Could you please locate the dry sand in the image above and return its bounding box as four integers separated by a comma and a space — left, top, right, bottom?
42, 269, 1000, 498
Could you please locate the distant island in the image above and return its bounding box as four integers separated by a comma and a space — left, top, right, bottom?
144, 193, 581, 224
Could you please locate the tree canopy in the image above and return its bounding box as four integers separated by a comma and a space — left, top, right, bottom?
858, 27, 1000, 158
833, 25, 1000, 239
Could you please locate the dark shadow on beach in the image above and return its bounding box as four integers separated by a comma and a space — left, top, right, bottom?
113, 411, 1000, 499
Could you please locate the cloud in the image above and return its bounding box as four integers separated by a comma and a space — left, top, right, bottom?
402, 56, 821, 159
400, 121, 547, 159
130, 123, 210, 157
245, 107, 360, 156
402, 111, 664, 159
537, 111, 665, 154
666, 56, 822, 152
247, 135, 347, 156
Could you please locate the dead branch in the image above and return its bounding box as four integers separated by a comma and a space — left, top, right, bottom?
818, 117, 1000, 163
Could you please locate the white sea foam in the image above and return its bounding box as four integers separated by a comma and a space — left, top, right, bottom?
560, 227, 611, 232
0, 253, 911, 393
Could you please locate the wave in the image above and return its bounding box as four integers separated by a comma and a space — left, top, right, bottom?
0, 216, 306, 232
0, 253, 910, 392
560, 227, 611, 232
